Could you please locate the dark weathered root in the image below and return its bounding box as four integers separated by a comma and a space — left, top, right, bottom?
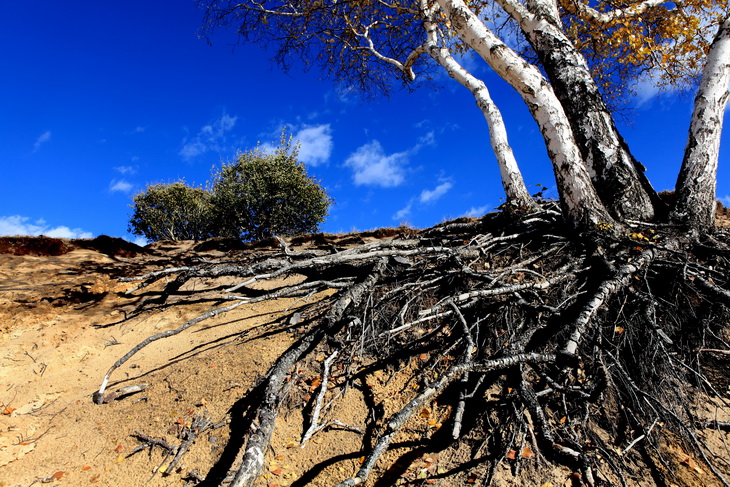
229, 258, 387, 487
96, 203, 730, 486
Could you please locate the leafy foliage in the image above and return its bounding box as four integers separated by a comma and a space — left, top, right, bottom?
129, 182, 214, 242
562, 0, 730, 102
211, 136, 332, 241
129, 136, 331, 242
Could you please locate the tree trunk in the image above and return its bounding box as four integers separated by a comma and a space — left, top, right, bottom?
673, 16, 730, 232
497, 0, 658, 222
422, 12, 537, 212
437, 0, 613, 228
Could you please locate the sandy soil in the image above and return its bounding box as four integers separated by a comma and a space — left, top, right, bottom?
0, 233, 728, 487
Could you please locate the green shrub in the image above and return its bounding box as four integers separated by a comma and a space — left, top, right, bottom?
210, 137, 331, 241
128, 182, 214, 242
128, 135, 331, 242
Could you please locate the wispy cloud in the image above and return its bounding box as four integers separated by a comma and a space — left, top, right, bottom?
344, 141, 408, 188
419, 181, 453, 204
109, 179, 133, 193
114, 165, 137, 175
0, 215, 93, 239
393, 202, 413, 222
393, 180, 453, 221
463, 204, 491, 218
33, 131, 51, 152
721, 195, 730, 207
180, 112, 238, 160
294, 124, 333, 166
633, 74, 662, 108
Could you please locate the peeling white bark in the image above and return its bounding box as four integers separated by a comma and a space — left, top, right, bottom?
437, 0, 613, 227
421, 6, 536, 210
674, 16, 730, 230
498, 0, 656, 221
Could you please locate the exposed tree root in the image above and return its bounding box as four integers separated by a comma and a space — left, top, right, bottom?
95, 203, 730, 486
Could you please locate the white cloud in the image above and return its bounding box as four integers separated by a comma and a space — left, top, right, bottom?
109, 179, 133, 193
393, 202, 413, 221
721, 195, 730, 207
33, 131, 51, 152
44, 226, 93, 239
0, 215, 93, 239
180, 112, 238, 160
633, 74, 662, 108
126, 236, 148, 246
344, 141, 408, 188
419, 181, 453, 204
114, 165, 137, 175
463, 205, 491, 218
418, 131, 436, 146
392, 180, 453, 221
294, 124, 333, 166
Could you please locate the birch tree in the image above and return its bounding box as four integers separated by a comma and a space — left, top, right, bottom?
200, 0, 729, 233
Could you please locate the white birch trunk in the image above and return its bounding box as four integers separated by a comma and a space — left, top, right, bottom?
421, 13, 537, 211
673, 16, 730, 231
436, 0, 613, 227
498, 0, 656, 221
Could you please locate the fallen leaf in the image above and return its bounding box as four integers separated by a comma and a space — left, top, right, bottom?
51, 471, 65, 480
114, 454, 124, 463
114, 443, 123, 453
309, 378, 322, 391
506, 449, 517, 460
521, 447, 535, 459
419, 353, 428, 360
2, 406, 15, 415
82, 465, 92, 471
615, 326, 625, 334
271, 467, 283, 476
420, 408, 431, 418
285, 441, 298, 448
541, 483, 554, 487
90, 474, 101, 483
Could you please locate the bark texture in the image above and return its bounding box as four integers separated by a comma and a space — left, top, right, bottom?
421, 5, 537, 211
673, 16, 730, 231
437, 0, 613, 227
500, 0, 657, 221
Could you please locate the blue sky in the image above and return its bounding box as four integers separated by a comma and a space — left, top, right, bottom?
1, 2, 728, 244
